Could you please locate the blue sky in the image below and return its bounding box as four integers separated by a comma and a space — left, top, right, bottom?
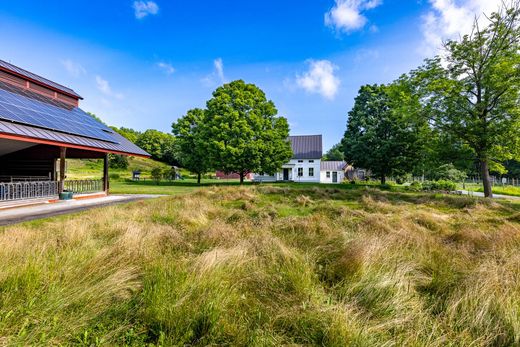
0, 0, 501, 150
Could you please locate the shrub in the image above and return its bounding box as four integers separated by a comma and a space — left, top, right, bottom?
407, 181, 422, 191
422, 180, 456, 191
109, 173, 121, 180
151, 167, 163, 184
109, 154, 129, 169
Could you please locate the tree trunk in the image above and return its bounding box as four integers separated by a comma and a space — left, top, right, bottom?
480, 159, 493, 198
197, 173, 201, 185
239, 172, 244, 185
381, 175, 386, 185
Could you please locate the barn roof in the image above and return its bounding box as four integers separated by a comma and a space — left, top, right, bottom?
0, 59, 82, 99
0, 63, 148, 157
320, 161, 347, 171
289, 135, 322, 159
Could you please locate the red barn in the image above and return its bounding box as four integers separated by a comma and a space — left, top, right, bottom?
0, 59, 149, 205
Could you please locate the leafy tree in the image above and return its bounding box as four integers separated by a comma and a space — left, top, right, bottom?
136, 129, 177, 164
150, 167, 163, 184
342, 84, 424, 184
204, 80, 293, 184
172, 108, 212, 184
109, 154, 129, 169
323, 143, 345, 161
412, 3, 520, 197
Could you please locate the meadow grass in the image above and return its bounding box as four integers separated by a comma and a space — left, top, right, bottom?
0, 186, 519, 345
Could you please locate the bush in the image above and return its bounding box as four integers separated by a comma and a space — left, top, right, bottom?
422, 180, 456, 191
151, 167, 163, 184
109, 173, 121, 180
432, 164, 467, 182
407, 181, 422, 191
109, 154, 129, 169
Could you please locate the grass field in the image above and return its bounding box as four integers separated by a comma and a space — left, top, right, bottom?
1, 185, 520, 345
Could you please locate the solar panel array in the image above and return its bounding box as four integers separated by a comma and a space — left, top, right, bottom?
0, 60, 81, 98
0, 85, 118, 143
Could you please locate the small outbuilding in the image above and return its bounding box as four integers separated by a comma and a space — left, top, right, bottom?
320, 161, 347, 184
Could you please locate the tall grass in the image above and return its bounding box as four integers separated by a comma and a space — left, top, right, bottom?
0, 186, 519, 345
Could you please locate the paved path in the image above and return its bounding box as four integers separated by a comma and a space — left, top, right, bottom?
0, 194, 165, 226
457, 190, 520, 200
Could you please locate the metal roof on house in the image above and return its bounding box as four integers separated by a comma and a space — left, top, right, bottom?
0, 80, 148, 157
0, 59, 82, 99
320, 161, 347, 171
289, 135, 322, 159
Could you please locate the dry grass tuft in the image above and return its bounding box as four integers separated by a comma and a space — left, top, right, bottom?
0, 185, 519, 345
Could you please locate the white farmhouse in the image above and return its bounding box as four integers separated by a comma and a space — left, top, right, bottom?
254, 135, 322, 183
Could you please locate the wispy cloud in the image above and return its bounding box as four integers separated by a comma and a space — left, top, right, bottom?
61, 59, 86, 77
133, 1, 159, 19
296, 60, 340, 100
325, 0, 382, 33
214, 58, 225, 83
95, 75, 124, 100
421, 0, 502, 55
201, 58, 226, 86
156, 62, 175, 75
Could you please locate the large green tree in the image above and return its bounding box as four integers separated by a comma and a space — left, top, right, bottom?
136, 129, 177, 164
342, 84, 424, 184
323, 143, 345, 161
204, 80, 293, 184
172, 108, 212, 184
412, 3, 520, 197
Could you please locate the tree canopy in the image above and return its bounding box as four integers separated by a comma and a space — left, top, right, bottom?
411, 3, 520, 196
172, 108, 212, 184
323, 143, 345, 161
342, 84, 424, 184
202, 80, 293, 183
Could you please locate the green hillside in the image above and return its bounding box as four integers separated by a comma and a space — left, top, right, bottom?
66, 157, 171, 180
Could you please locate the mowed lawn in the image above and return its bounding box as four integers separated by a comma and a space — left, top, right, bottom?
1, 186, 520, 346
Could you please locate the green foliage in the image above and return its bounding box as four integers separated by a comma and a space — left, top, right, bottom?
172, 108, 211, 184
109, 154, 129, 170
421, 180, 457, 191
342, 83, 425, 184
204, 80, 293, 182
136, 129, 177, 165
323, 143, 345, 161
151, 167, 163, 184
412, 3, 520, 196
432, 164, 467, 182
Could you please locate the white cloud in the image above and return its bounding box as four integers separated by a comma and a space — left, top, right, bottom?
201, 58, 226, 86
296, 60, 340, 100
157, 62, 175, 75
61, 59, 86, 77
325, 0, 382, 33
95, 75, 124, 100
421, 0, 503, 55
133, 1, 159, 19
214, 58, 225, 83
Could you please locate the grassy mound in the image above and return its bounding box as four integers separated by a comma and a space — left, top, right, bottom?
1, 187, 519, 345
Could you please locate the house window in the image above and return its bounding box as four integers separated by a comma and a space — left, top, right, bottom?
309, 168, 314, 177
309, 160, 314, 163
326, 171, 330, 178
298, 160, 304, 163
298, 168, 303, 177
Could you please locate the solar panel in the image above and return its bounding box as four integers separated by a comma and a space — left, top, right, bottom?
0, 60, 81, 98
0, 84, 118, 143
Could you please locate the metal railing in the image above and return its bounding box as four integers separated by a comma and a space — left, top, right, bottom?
64, 180, 104, 194
0, 181, 59, 201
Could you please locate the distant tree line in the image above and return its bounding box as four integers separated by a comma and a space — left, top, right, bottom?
339, 2, 520, 197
